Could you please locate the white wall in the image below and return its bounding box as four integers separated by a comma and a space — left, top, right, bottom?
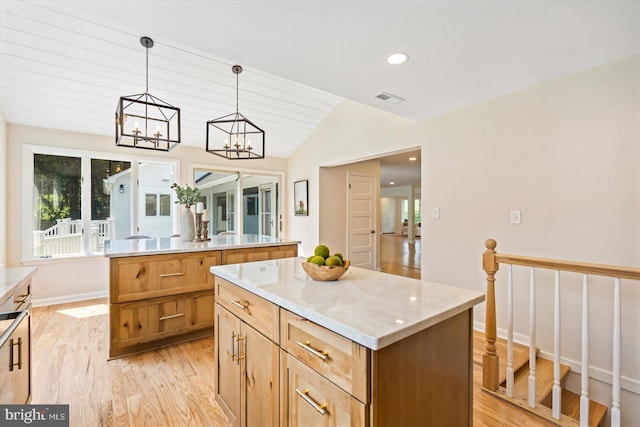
0, 113, 6, 267
288, 55, 640, 424
287, 100, 416, 256
5, 124, 288, 304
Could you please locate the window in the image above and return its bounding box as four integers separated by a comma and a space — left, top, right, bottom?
401, 198, 421, 225
24, 145, 177, 259
145, 194, 157, 216
159, 194, 171, 216
194, 169, 281, 236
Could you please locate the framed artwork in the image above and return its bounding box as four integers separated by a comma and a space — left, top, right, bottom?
294, 180, 308, 216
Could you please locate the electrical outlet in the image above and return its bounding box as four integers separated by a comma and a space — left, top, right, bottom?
432, 208, 440, 219
510, 210, 521, 225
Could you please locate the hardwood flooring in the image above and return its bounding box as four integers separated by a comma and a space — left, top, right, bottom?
379, 233, 421, 279
31, 298, 555, 426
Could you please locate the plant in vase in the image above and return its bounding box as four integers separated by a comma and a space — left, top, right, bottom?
171, 183, 201, 241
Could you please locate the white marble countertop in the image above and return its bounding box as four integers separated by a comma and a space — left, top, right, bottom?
0, 267, 37, 306
211, 257, 485, 350
104, 235, 301, 258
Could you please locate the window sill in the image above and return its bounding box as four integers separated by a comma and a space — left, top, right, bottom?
21, 254, 106, 266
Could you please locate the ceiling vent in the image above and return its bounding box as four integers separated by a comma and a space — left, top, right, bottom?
375, 91, 405, 104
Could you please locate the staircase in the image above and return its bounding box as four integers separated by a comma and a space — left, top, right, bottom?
473, 332, 608, 426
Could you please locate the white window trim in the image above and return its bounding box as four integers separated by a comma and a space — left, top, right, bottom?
22, 144, 179, 261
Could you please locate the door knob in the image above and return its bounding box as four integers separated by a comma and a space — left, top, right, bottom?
370, 230, 375, 234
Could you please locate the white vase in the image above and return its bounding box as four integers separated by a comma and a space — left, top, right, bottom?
180, 206, 195, 242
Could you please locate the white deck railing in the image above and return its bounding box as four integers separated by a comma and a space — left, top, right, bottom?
34, 219, 112, 256
483, 239, 639, 427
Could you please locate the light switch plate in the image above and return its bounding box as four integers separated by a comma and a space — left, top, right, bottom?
432, 208, 440, 219
510, 210, 521, 225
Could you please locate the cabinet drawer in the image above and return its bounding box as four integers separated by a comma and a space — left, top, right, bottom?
281, 352, 366, 427
222, 244, 297, 265
110, 291, 214, 357
12, 279, 31, 312
281, 309, 368, 403
215, 277, 279, 344
111, 251, 221, 303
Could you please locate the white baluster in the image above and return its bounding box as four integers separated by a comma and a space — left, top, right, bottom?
580, 274, 590, 427
528, 267, 536, 408
506, 264, 514, 397
552, 270, 562, 419
611, 278, 621, 427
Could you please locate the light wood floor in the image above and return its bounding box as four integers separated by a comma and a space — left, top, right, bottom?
379, 233, 421, 279
31, 297, 555, 426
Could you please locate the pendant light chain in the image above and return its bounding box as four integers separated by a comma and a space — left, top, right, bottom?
145, 43, 149, 94
236, 70, 239, 113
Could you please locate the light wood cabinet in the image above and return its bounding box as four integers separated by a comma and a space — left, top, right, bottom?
212, 275, 474, 427
109, 244, 297, 358
109, 251, 221, 358
0, 312, 31, 404
215, 304, 279, 427
281, 351, 366, 427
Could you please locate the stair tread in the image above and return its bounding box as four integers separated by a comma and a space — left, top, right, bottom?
473, 331, 532, 384
512, 358, 571, 404
541, 388, 608, 427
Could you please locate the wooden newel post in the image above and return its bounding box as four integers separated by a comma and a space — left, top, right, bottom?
483, 238, 500, 391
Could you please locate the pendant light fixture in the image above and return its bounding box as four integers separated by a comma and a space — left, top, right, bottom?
115, 36, 181, 151
206, 65, 265, 159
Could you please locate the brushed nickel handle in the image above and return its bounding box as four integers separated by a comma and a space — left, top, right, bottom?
296, 340, 328, 361
159, 272, 184, 278
159, 313, 184, 321
231, 300, 249, 310
295, 388, 327, 415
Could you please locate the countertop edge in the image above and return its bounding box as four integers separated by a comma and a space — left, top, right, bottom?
104, 239, 301, 258
0, 266, 38, 305
211, 266, 485, 351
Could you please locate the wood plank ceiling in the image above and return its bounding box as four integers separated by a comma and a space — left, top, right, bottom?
0, 1, 342, 158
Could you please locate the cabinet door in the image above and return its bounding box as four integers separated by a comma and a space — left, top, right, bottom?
215, 305, 242, 427
282, 353, 365, 427
0, 313, 31, 404
243, 323, 279, 427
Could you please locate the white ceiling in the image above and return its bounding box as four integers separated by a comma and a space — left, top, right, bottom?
1, 1, 639, 160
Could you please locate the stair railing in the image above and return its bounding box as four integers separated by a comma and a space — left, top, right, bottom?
482, 238, 639, 427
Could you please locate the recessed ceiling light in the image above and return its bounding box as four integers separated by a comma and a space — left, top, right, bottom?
387, 53, 409, 65
389, 181, 395, 185
409, 157, 417, 161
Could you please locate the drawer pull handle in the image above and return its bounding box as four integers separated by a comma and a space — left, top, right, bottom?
237, 335, 245, 363
231, 332, 237, 361
231, 300, 249, 310
159, 272, 184, 278
295, 388, 327, 415
9, 337, 23, 371
159, 313, 185, 321
15, 294, 31, 305
296, 340, 328, 361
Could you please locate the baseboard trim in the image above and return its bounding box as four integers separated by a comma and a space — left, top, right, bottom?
33, 290, 108, 307
474, 320, 640, 395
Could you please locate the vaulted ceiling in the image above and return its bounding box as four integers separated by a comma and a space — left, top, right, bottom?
1, 1, 638, 159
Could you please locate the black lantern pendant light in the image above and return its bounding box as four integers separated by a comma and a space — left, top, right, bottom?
206, 65, 265, 159
115, 36, 181, 151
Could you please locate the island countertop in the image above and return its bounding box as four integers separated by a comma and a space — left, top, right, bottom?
0, 267, 37, 306
211, 257, 485, 350
104, 234, 301, 258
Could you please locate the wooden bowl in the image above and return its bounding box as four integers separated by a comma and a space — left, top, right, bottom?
301, 260, 350, 281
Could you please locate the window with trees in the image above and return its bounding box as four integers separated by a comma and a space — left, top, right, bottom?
26, 145, 176, 259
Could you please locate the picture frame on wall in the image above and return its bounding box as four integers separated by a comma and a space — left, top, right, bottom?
294, 180, 308, 216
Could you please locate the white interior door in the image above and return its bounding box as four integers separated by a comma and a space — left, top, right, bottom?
347, 173, 376, 270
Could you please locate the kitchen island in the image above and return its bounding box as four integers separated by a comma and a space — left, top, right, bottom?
104, 235, 299, 358
211, 257, 485, 426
